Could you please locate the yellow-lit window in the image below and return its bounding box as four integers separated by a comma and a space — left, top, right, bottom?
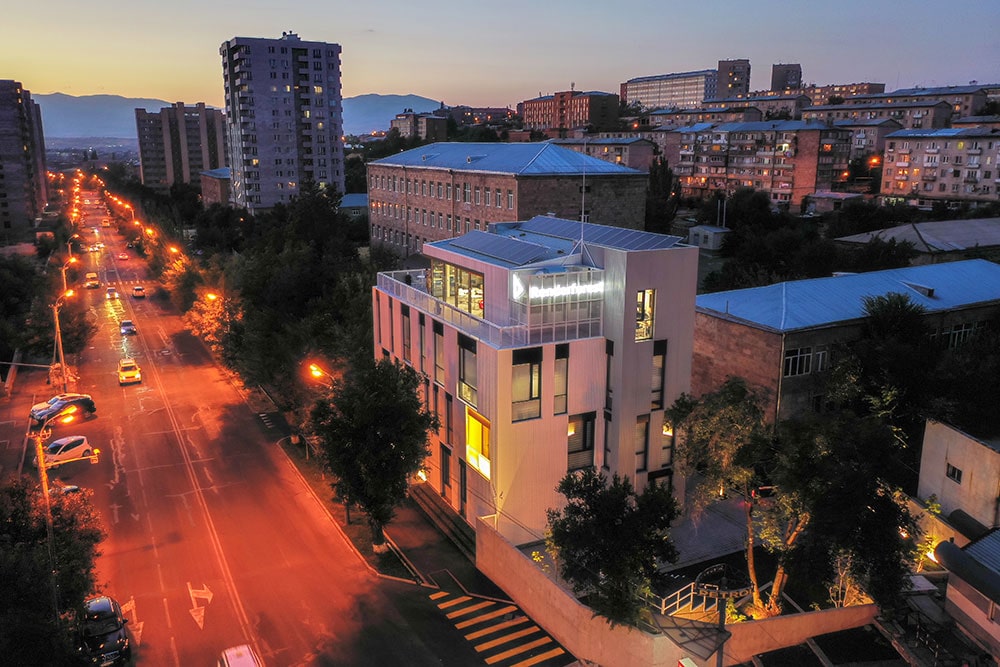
636, 289, 655, 341
466, 408, 491, 479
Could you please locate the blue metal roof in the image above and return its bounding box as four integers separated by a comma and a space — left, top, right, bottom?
340, 193, 368, 208
887, 127, 1000, 139
369, 142, 644, 176
507, 216, 684, 251
201, 167, 231, 179
696, 260, 1000, 332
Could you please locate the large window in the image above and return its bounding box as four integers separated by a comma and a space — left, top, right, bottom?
458, 334, 477, 406
660, 420, 675, 469
511, 348, 542, 421
783, 347, 812, 377
418, 313, 426, 373
429, 260, 484, 318
651, 340, 666, 409
636, 289, 655, 341
554, 344, 568, 415
567, 412, 595, 471
466, 408, 490, 479
605, 340, 614, 411
400, 305, 411, 363
433, 320, 445, 385
635, 414, 649, 473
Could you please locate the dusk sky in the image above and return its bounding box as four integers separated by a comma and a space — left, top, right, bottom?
6, 1, 999, 108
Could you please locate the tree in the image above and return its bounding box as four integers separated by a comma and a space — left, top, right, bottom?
644, 157, 677, 234
0, 478, 105, 664
545, 468, 678, 627
310, 358, 438, 550
668, 378, 774, 614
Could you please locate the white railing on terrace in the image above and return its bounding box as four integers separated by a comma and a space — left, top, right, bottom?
377, 271, 602, 349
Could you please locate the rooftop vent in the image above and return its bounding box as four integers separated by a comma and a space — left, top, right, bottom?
903, 281, 935, 297
466, 154, 487, 163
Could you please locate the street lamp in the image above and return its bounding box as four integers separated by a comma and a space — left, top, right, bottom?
60, 257, 78, 293
52, 290, 74, 393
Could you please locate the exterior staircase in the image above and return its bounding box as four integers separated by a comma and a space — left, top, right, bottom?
408, 482, 476, 562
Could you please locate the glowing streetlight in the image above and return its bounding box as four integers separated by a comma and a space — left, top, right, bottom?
52, 290, 75, 392
59, 257, 78, 293
308, 362, 337, 388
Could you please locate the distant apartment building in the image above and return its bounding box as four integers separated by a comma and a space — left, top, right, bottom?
880, 127, 1000, 205
799, 82, 885, 106
372, 217, 698, 543
770, 64, 802, 92
518, 90, 619, 133
390, 110, 448, 142
648, 106, 763, 128
667, 120, 850, 207
200, 167, 231, 207
549, 137, 658, 170
220, 32, 345, 213
135, 102, 227, 194
438, 106, 514, 126
716, 59, 751, 99
366, 142, 648, 255
843, 85, 991, 121
693, 260, 1000, 422
802, 100, 952, 130
709, 93, 812, 119
832, 118, 903, 161
619, 70, 718, 110
0, 80, 47, 237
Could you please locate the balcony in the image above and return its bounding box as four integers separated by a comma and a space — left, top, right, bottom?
922, 173, 937, 181
924, 148, 938, 154
967, 148, 982, 155
377, 271, 602, 349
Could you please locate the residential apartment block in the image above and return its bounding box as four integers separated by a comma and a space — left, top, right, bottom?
798, 82, 886, 106
664, 120, 851, 207
549, 137, 658, 170
0, 79, 47, 237
717, 59, 752, 99
390, 110, 448, 142
619, 70, 719, 111
693, 260, 1000, 423
648, 106, 763, 128
770, 64, 802, 92
518, 90, 619, 133
880, 127, 1000, 205
220, 32, 344, 213
843, 85, 991, 121
366, 142, 648, 255
802, 100, 952, 130
372, 217, 698, 544
200, 167, 231, 207
832, 118, 903, 161
135, 102, 227, 193
709, 93, 812, 119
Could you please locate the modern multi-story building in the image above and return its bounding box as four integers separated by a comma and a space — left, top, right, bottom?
366, 142, 648, 255
0, 80, 47, 238
693, 260, 1000, 423
770, 64, 802, 92
135, 102, 227, 193
619, 70, 719, 111
665, 119, 851, 207
518, 90, 619, 133
372, 216, 698, 543
716, 58, 752, 99
219, 32, 344, 213
880, 127, 1000, 205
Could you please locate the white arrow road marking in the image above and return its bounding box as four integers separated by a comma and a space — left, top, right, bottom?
120, 596, 144, 646
187, 582, 213, 629
189, 606, 206, 630
109, 503, 121, 524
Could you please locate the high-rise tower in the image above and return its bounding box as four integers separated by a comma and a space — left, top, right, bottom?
220, 32, 344, 213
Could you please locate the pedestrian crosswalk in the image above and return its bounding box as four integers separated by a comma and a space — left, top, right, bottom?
429, 590, 574, 667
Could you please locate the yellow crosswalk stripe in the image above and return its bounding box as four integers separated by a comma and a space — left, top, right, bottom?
475, 626, 540, 652
446, 600, 495, 619
429, 591, 449, 600
464, 615, 530, 640
437, 595, 472, 609
485, 637, 553, 664
455, 605, 518, 629
511, 646, 566, 667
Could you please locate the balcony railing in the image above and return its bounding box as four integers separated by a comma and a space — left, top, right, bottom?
377, 272, 602, 349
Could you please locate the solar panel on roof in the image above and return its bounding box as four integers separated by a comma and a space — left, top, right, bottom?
517, 217, 683, 250
450, 231, 551, 266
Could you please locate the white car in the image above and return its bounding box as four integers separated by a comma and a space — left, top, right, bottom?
33, 435, 95, 468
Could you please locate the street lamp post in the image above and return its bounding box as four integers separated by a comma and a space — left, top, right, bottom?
60, 258, 77, 293
52, 290, 74, 392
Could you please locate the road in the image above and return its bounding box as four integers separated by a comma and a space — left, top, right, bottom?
5, 189, 491, 665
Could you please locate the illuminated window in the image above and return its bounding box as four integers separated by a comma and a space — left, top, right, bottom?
660, 420, 674, 468
636, 289, 655, 341
511, 348, 541, 421
567, 412, 595, 471
466, 408, 490, 479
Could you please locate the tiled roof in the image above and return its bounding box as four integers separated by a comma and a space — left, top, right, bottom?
369, 142, 644, 176
696, 259, 1000, 332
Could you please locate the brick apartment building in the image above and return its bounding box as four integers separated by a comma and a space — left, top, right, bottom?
880, 126, 1000, 206
136, 102, 227, 194
802, 100, 953, 130
367, 142, 647, 255
663, 119, 851, 207
843, 85, 991, 121
833, 118, 903, 161
693, 260, 1000, 422
518, 90, 619, 133
648, 106, 763, 128
390, 111, 448, 142
550, 137, 658, 170
709, 94, 812, 119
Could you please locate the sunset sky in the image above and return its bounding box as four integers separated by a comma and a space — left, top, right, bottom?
5, 0, 999, 107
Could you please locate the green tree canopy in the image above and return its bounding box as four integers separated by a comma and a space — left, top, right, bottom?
546, 468, 678, 627
310, 358, 438, 549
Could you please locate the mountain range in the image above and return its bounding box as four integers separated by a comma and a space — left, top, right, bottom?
33, 92, 441, 139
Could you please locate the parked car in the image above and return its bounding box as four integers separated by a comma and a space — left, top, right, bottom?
85, 272, 100, 288
29, 393, 97, 425
106, 287, 119, 300
79, 596, 131, 666
218, 644, 263, 667
117, 252, 128, 260
131, 285, 145, 298
117, 358, 141, 385
119, 320, 137, 335
33, 435, 94, 468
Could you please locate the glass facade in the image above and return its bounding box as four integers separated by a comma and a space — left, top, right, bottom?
429, 260, 484, 319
